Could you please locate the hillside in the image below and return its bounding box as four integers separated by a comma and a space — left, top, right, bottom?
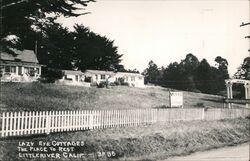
0, 82, 225, 112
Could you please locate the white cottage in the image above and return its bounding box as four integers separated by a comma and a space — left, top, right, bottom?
84, 70, 145, 88
56, 70, 90, 87
115, 72, 145, 88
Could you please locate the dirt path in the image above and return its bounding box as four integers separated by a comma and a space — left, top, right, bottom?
164, 143, 249, 161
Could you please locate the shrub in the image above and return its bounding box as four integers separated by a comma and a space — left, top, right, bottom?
121, 82, 129, 86
98, 81, 108, 88
109, 82, 117, 86
114, 81, 120, 86
191, 89, 201, 93
157, 105, 169, 108
117, 77, 125, 84
195, 102, 205, 107
41, 68, 63, 83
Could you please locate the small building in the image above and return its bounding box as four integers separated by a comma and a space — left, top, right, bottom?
84, 70, 116, 85
0, 49, 42, 82
84, 69, 145, 88
115, 72, 145, 88
55, 70, 90, 87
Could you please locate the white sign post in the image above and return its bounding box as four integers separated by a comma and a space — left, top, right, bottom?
169, 91, 183, 108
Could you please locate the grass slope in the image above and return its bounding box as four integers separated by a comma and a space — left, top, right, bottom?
0, 82, 224, 111
0, 118, 249, 161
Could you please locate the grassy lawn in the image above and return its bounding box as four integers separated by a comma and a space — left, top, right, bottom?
0, 118, 249, 161
0, 82, 224, 112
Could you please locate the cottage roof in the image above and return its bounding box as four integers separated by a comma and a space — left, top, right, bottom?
0, 49, 39, 63
62, 70, 83, 75
84, 70, 116, 76
116, 72, 144, 77
84, 69, 144, 77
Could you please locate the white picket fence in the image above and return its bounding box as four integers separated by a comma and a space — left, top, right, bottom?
0, 108, 249, 137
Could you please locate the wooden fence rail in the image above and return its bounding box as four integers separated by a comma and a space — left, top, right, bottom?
1, 108, 249, 137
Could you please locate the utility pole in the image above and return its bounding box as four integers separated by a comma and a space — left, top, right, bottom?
35, 40, 38, 77
240, 22, 250, 53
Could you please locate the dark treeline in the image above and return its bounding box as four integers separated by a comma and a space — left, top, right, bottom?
143, 54, 231, 95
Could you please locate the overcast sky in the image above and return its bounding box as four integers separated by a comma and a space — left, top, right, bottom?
57, 0, 249, 76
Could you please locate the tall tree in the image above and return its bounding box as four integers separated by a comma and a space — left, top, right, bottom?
161, 62, 182, 89
1, 0, 95, 52
38, 23, 75, 70
72, 25, 124, 71
194, 59, 214, 93
143, 60, 160, 84
179, 53, 200, 91
215, 56, 229, 79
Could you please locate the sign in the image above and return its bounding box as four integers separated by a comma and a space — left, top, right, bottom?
169, 91, 183, 108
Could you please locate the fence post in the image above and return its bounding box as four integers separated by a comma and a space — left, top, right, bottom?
45, 111, 51, 134
201, 108, 205, 120
90, 110, 94, 130
1, 112, 5, 137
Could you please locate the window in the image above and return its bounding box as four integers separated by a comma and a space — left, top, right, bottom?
95, 74, 98, 80
29, 68, 35, 76
5, 66, 10, 73
24, 67, 35, 76
18, 66, 22, 75
36, 68, 40, 75
24, 67, 29, 74
101, 74, 105, 80
10, 66, 16, 73
65, 75, 73, 81
139, 77, 142, 80
131, 76, 135, 81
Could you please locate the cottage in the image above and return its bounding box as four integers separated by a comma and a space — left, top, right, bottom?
84, 70, 145, 88
56, 70, 90, 87
0, 49, 42, 82
115, 72, 145, 88
84, 70, 116, 84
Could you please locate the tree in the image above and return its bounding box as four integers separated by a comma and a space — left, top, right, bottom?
194, 59, 214, 93
215, 56, 229, 79
143, 60, 160, 84
234, 57, 250, 80
38, 23, 75, 70
178, 53, 200, 91
148, 54, 230, 94
72, 25, 124, 71
1, 0, 95, 52
180, 53, 200, 72
161, 62, 182, 89
33, 24, 124, 72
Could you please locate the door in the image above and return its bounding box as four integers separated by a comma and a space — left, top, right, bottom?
18, 66, 22, 75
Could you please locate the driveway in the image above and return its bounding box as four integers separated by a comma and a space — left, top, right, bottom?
163, 143, 249, 161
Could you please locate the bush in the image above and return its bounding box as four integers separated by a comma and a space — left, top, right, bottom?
114, 81, 120, 86
109, 82, 117, 86
195, 102, 205, 107
191, 89, 201, 93
121, 82, 129, 86
98, 81, 108, 88
41, 68, 63, 83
